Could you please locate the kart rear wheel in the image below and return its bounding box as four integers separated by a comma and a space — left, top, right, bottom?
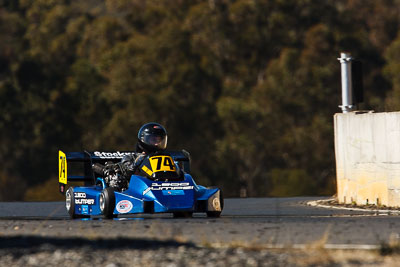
66, 187, 76, 219
173, 212, 193, 218
100, 187, 116, 219
206, 189, 224, 218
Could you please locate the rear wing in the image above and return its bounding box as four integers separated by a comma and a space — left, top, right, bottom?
58, 150, 191, 194
58, 150, 135, 194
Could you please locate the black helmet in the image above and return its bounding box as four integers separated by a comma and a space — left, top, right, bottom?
137, 122, 168, 153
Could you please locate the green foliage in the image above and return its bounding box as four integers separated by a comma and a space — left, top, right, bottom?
384, 32, 400, 110
268, 168, 317, 197
0, 0, 399, 200
24, 176, 64, 201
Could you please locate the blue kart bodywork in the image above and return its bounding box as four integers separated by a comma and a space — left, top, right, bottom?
59, 150, 223, 218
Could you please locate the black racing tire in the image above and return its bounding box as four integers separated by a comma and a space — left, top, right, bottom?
65, 187, 76, 219
173, 212, 193, 218
206, 189, 224, 218
100, 187, 116, 219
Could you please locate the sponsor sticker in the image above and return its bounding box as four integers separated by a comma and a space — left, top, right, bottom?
74, 192, 86, 198
116, 200, 133, 213
162, 190, 184, 196
143, 182, 194, 195
75, 198, 95, 205
74, 192, 95, 205
94, 151, 134, 159
82, 205, 89, 214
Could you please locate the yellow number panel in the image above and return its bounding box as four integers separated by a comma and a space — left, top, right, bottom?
149, 156, 176, 172
59, 150, 67, 184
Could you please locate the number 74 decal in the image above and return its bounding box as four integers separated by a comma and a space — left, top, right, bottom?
149, 156, 176, 172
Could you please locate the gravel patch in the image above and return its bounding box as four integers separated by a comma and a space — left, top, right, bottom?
0, 236, 290, 267
1, 236, 400, 266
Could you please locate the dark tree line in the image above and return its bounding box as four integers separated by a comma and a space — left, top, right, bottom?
1, 0, 400, 200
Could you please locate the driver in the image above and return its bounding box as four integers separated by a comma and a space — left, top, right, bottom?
120, 122, 168, 177
93, 122, 168, 190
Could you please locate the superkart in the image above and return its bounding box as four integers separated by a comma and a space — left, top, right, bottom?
58, 150, 223, 219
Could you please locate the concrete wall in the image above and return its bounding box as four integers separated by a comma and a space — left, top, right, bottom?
334, 112, 400, 207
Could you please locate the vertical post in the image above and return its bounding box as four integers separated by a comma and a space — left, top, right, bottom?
338, 52, 354, 113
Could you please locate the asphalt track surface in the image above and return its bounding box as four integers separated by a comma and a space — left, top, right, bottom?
1, 197, 400, 248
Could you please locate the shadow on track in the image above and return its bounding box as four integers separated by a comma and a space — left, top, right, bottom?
0, 235, 195, 251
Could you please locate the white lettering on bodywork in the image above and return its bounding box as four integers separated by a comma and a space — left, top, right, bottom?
93, 151, 135, 159
142, 182, 194, 195
75, 198, 95, 205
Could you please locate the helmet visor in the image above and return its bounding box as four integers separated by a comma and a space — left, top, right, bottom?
142, 134, 167, 150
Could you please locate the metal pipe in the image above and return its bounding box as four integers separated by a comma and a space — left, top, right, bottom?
338, 52, 354, 113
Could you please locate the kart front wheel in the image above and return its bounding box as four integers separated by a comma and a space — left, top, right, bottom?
100, 187, 116, 219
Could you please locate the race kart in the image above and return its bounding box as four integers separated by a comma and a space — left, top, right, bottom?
58, 150, 223, 219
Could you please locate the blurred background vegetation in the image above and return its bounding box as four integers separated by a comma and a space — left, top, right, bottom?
1, 0, 400, 201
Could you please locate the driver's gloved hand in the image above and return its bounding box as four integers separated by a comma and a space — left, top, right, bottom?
121, 154, 135, 172
134, 153, 146, 167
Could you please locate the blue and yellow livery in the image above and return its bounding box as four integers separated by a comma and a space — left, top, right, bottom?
58, 150, 223, 219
